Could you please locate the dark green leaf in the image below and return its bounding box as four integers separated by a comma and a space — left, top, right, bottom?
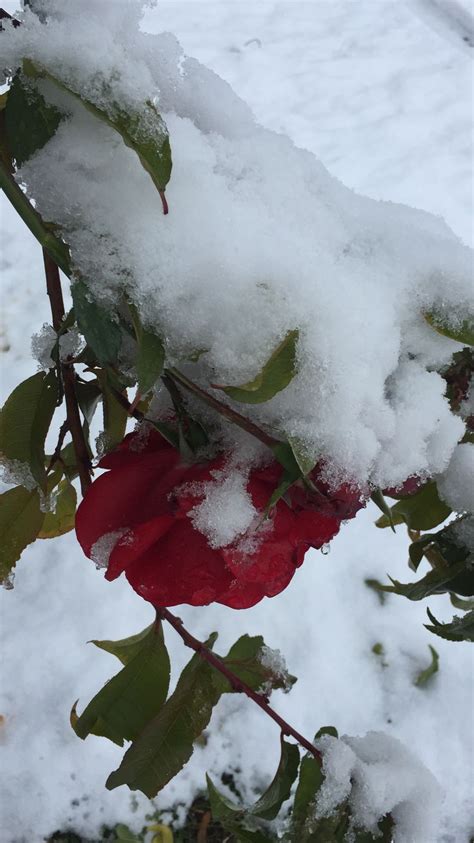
377, 557, 469, 601
264, 472, 295, 513
0, 370, 58, 490
73, 622, 170, 746
414, 645, 439, 687
375, 481, 451, 531
206, 776, 274, 842
250, 735, 299, 820
425, 608, 474, 642
23, 60, 172, 194
4, 72, 63, 167
370, 489, 395, 532
216, 330, 299, 404
91, 624, 155, 667
128, 302, 165, 396
0, 110, 71, 274
288, 748, 324, 841
149, 419, 180, 450
271, 442, 302, 480
449, 593, 474, 611
0, 485, 44, 584
315, 726, 339, 739
106, 634, 220, 796
218, 635, 296, 694
408, 535, 435, 571
96, 370, 129, 453
424, 311, 474, 347
71, 280, 122, 366
38, 479, 76, 538
75, 379, 102, 426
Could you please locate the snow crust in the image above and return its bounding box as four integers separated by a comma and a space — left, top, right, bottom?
314, 731, 443, 842
2, 0, 472, 493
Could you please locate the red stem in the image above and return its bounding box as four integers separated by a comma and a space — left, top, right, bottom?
156, 607, 322, 763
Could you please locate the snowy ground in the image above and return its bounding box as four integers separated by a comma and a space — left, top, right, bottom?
0, 1, 473, 841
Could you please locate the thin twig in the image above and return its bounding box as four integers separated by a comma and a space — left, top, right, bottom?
42, 249, 92, 495
157, 607, 322, 763
166, 368, 279, 449
47, 419, 69, 472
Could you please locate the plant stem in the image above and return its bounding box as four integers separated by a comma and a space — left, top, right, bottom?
156, 607, 322, 764
166, 368, 279, 449
42, 249, 92, 495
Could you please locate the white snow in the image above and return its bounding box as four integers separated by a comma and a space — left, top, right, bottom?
437, 442, 474, 513
1, 0, 472, 492
31, 322, 56, 371
314, 731, 443, 842
188, 469, 258, 549
90, 529, 130, 570
258, 644, 292, 692
0, 1, 473, 841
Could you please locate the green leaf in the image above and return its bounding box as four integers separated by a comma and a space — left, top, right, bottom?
4, 72, 63, 167
0, 485, 44, 584
219, 635, 297, 694
424, 311, 474, 347
288, 436, 318, 477
414, 645, 439, 687
149, 419, 180, 450
375, 481, 450, 531
71, 280, 122, 366
216, 330, 299, 404
370, 489, 395, 532
96, 370, 129, 453
106, 634, 221, 796
129, 302, 165, 396
23, 60, 172, 194
73, 622, 170, 747
113, 824, 143, 843
38, 479, 76, 538
206, 776, 274, 842
0, 370, 58, 491
250, 735, 300, 820
75, 379, 102, 426
377, 557, 469, 601
425, 608, 474, 642
449, 593, 474, 611
288, 748, 324, 842
91, 623, 155, 667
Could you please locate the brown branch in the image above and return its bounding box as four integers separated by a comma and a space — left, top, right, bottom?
42, 249, 92, 495
157, 607, 322, 764
166, 368, 279, 449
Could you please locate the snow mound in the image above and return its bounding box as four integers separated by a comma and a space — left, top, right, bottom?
315, 731, 443, 842
1, 0, 472, 494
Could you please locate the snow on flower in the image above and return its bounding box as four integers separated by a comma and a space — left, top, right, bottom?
75, 427, 346, 608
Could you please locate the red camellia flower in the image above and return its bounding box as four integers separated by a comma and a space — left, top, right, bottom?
76, 427, 362, 609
